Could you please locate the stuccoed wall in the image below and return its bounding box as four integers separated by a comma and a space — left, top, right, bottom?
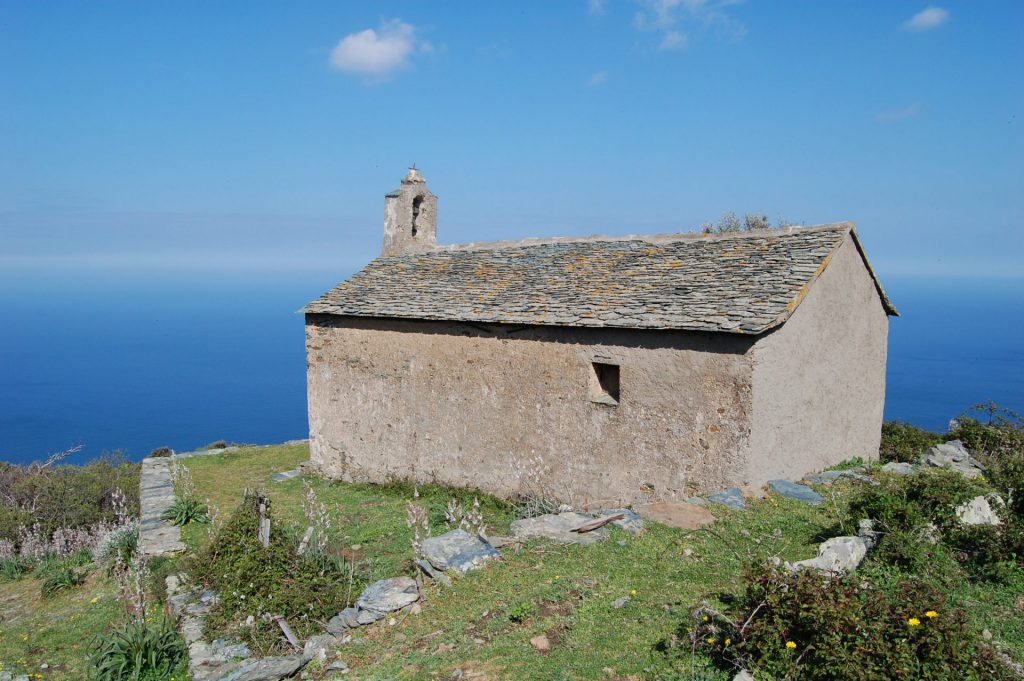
305, 317, 755, 507
747, 234, 889, 484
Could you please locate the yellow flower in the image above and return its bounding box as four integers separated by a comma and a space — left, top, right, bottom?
785, 641, 797, 650
725, 638, 731, 646
90, 597, 99, 604
630, 589, 637, 596
908, 617, 921, 627
702, 615, 709, 622
554, 575, 561, 581
925, 611, 938, 619
706, 638, 716, 645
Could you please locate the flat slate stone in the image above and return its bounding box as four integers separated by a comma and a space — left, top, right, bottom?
219, 655, 306, 681
880, 462, 916, 476
768, 480, 824, 505
802, 469, 871, 485
511, 512, 608, 545
356, 576, 419, 619
421, 529, 500, 574
708, 487, 747, 510
270, 469, 302, 482
635, 501, 715, 530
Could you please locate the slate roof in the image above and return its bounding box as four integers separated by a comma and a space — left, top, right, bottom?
303, 223, 896, 335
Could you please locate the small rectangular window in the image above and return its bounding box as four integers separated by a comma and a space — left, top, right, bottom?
590, 362, 620, 406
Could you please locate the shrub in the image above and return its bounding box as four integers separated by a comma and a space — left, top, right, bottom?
843, 468, 1021, 580
89, 616, 187, 681
205, 439, 228, 450
189, 492, 359, 653
689, 565, 1016, 680
879, 421, 944, 463
97, 527, 139, 572
0, 453, 140, 544
41, 565, 86, 598
147, 446, 173, 458
161, 496, 209, 526
0, 557, 28, 581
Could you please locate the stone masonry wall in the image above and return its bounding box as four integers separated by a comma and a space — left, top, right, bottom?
305, 318, 756, 507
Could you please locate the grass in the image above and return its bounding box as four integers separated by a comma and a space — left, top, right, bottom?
0, 570, 122, 679
179, 444, 847, 680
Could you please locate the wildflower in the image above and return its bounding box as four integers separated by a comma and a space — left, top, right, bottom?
925, 611, 938, 619
785, 641, 797, 650
702, 615, 709, 622
908, 617, 921, 627
706, 638, 716, 645
630, 589, 637, 596
554, 575, 560, 581
89, 597, 99, 604
725, 638, 731, 646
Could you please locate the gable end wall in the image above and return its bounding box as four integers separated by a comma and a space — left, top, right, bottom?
747, 234, 889, 483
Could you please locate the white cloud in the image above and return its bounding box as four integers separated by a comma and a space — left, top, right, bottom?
904, 6, 949, 32
634, 0, 745, 48
329, 19, 424, 80
587, 71, 608, 86
588, 0, 607, 16
660, 30, 688, 50
876, 103, 923, 124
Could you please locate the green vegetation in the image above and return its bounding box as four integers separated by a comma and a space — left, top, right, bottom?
691, 565, 1015, 680
160, 496, 208, 526
188, 491, 361, 655
89, 615, 186, 681
0, 453, 140, 544
878, 421, 944, 463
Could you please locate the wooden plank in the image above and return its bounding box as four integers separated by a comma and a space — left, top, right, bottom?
570, 513, 624, 533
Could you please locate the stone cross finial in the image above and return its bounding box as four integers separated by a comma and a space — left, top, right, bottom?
383, 167, 437, 257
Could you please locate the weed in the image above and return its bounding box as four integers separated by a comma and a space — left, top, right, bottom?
161, 496, 209, 526
41, 566, 86, 597
89, 615, 187, 681
879, 421, 944, 464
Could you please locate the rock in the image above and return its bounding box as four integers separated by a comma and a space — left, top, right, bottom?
858, 519, 880, 547
211, 638, 251, 663
880, 462, 915, 476
803, 469, 871, 485
635, 501, 715, 530
416, 559, 453, 586
219, 655, 307, 681
591, 508, 645, 535
612, 596, 631, 609
0, 671, 13, 681
768, 480, 824, 505
356, 576, 420, 620
733, 671, 756, 681
956, 495, 1003, 526
708, 487, 747, 510
530, 634, 551, 652
787, 536, 869, 574
686, 496, 709, 507
485, 535, 515, 548
13, 675, 28, 681
303, 634, 340, 661
421, 529, 501, 574
325, 659, 349, 672
271, 469, 302, 482
922, 440, 985, 478
327, 607, 361, 634
511, 512, 608, 545
983, 628, 993, 640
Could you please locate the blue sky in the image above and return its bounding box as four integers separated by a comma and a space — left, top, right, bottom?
2, 1, 1022, 278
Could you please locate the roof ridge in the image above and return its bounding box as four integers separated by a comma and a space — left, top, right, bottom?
432, 222, 852, 254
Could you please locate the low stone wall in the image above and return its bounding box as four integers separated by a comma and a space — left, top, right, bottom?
139, 457, 185, 557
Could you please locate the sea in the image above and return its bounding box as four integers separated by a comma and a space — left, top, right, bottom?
0, 269, 1021, 465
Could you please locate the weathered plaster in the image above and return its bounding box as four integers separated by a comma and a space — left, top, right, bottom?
305, 317, 755, 507
746, 234, 889, 483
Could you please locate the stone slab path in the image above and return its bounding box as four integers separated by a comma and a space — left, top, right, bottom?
139, 457, 186, 557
